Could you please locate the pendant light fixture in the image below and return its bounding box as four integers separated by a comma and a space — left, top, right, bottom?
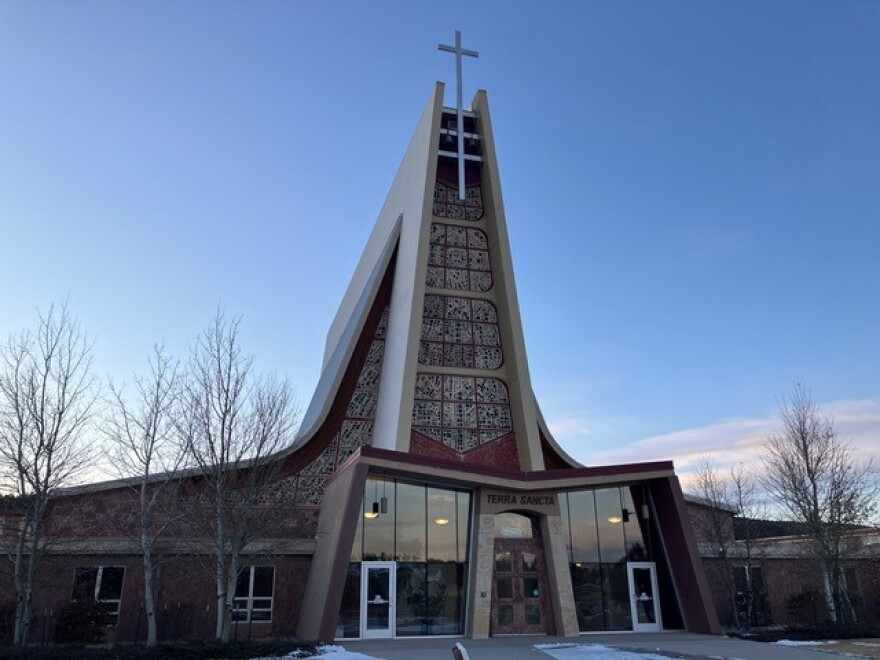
364, 480, 380, 519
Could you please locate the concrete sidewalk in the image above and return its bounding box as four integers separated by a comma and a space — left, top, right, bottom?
339, 632, 846, 659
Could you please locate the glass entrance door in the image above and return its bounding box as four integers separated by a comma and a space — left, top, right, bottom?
360, 561, 396, 638
626, 562, 662, 632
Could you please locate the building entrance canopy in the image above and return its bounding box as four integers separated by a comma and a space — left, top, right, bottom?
296, 446, 715, 641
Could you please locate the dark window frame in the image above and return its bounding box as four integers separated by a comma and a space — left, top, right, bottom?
232, 565, 275, 624
70, 565, 126, 625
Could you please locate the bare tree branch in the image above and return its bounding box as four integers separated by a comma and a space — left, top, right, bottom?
0, 304, 98, 645
762, 383, 878, 624
178, 310, 297, 641
103, 344, 185, 646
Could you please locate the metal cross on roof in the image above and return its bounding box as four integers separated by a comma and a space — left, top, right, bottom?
438, 30, 479, 201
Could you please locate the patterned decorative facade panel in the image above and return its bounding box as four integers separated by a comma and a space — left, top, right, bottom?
418, 295, 503, 370
433, 182, 484, 221
256, 476, 298, 506
475, 347, 503, 371
425, 223, 493, 293
291, 305, 389, 508
295, 476, 326, 507
411, 373, 513, 453
301, 440, 338, 475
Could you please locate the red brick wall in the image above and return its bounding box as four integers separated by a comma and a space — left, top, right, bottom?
2, 553, 313, 643
700, 556, 880, 628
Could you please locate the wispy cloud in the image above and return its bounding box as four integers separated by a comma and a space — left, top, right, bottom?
548, 416, 592, 441
553, 398, 880, 479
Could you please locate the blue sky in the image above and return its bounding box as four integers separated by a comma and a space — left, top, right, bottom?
2, 1, 878, 475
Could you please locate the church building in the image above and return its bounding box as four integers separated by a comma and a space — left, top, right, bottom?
2, 53, 720, 643
290, 78, 719, 641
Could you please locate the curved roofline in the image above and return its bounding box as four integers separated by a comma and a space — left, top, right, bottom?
285, 221, 401, 455
534, 397, 582, 468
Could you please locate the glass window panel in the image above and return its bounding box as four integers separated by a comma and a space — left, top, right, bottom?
570, 563, 604, 632
525, 605, 541, 625
751, 566, 765, 591
252, 567, 274, 597
335, 563, 361, 638
252, 598, 272, 609
494, 512, 535, 538
366, 602, 389, 630
494, 551, 511, 572
524, 577, 539, 599
623, 487, 647, 561
234, 568, 250, 598
456, 491, 471, 563
98, 567, 124, 600
568, 490, 599, 563
733, 566, 747, 591
601, 563, 632, 631
427, 562, 463, 635
250, 610, 271, 621
366, 566, 390, 601
427, 487, 457, 561
632, 567, 657, 624
351, 497, 364, 561
396, 562, 427, 636
496, 577, 512, 599
363, 478, 395, 560
595, 488, 627, 564
521, 552, 537, 572
396, 482, 426, 561
231, 604, 247, 621
560, 492, 571, 561
72, 567, 98, 600
498, 605, 513, 626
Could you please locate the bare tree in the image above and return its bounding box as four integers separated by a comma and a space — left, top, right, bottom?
104, 345, 184, 646
694, 457, 741, 628
729, 462, 763, 628
693, 458, 763, 630
0, 305, 97, 645
763, 384, 878, 624
179, 311, 297, 641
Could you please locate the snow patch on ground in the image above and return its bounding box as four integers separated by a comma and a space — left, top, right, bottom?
250, 645, 378, 660
535, 643, 674, 659
776, 639, 838, 647
249, 650, 310, 660
314, 645, 380, 659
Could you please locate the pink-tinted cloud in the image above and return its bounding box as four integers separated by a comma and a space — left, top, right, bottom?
560, 399, 880, 480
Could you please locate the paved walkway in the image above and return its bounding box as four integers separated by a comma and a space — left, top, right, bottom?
340, 632, 847, 660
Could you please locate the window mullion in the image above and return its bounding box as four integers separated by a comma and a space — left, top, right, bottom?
248, 566, 256, 623
94, 566, 102, 602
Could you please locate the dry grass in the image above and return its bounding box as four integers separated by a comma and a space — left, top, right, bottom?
816, 639, 880, 659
